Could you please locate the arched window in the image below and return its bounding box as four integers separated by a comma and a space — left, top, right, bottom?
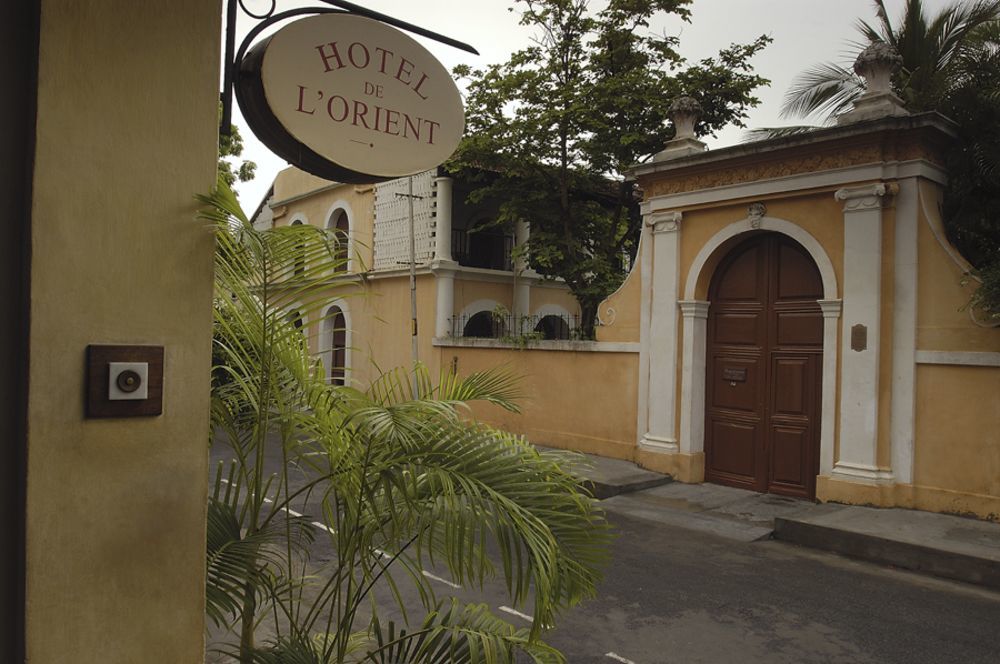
327, 208, 350, 274
535, 314, 570, 340
463, 310, 500, 338
324, 305, 347, 385
291, 219, 305, 276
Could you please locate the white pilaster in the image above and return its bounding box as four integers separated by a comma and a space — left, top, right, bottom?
513, 219, 531, 324
434, 267, 456, 338
891, 178, 919, 484
641, 210, 682, 452
818, 299, 843, 476
833, 183, 895, 483
433, 176, 454, 262
678, 300, 710, 454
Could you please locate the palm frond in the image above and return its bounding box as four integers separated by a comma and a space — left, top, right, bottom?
742, 125, 823, 142
361, 601, 565, 664
780, 62, 864, 120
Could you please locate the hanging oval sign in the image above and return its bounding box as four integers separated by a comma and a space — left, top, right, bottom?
236, 13, 465, 183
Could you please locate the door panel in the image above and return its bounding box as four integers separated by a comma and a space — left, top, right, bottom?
705, 233, 823, 499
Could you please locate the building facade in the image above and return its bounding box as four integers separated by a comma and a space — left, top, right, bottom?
274, 88, 1000, 522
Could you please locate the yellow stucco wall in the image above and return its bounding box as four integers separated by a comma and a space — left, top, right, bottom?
916, 182, 1000, 352
444, 347, 639, 460
272, 169, 376, 271
596, 245, 642, 343
25, 2, 219, 661
914, 365, 1000, 501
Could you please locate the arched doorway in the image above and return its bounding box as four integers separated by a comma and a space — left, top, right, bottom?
704, 232, 823, 499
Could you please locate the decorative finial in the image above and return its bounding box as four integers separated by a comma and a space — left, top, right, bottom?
854, 42, 903, 96
668, 96, 703, 141
838, 41, 908, 124
652, 95, 707, 161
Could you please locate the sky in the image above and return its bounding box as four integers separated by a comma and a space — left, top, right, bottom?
227, 0, 953, 210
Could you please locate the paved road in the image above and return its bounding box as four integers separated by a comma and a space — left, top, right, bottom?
209, 442, 1000, 663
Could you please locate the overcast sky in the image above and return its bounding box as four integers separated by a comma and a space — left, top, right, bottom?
228, 0, 952, 209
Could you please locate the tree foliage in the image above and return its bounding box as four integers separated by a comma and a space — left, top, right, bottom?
219, 106, 258, 188
202, 177, 610, 663
448, 0, 770, 337
764, 0, 1000, 319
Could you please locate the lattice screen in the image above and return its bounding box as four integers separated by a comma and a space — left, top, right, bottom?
373, 171, 437, 271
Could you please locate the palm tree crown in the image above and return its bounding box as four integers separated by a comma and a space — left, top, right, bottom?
780, 0, 1000, 123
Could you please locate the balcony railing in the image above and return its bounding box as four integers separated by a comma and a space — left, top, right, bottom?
451, 229, 514, 271
449, 312, 581, 341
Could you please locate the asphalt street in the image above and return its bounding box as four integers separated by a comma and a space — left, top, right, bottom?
209, 441, 1000, 663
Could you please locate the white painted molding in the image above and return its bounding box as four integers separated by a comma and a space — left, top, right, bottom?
678, 300, 709, 455
890, 178, 918, 485
324, 199, 355, 273
321, 300, 353, 385
641, 208, 683, 453
684, 217, 838, 300
831, 461, 895, 484
639, 434, 680, 453
533, 303, 576, 320
678, 300, 710, 319
818, 299, 843, 318
432, 337, 639, 353
645, 210, 682, 234
680, 220, 840, 477
915, 351, 1000, 367
834, 182, 896, 211
458, 298, 503, 321
640, 160, 947, 213
289, 212, 308, 226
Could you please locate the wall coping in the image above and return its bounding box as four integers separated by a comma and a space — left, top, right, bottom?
631, 112, 957, 180
433, 337, 639, 353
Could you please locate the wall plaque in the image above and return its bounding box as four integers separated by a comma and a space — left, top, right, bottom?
851, 324, 868, 352
236, 13, 465, 183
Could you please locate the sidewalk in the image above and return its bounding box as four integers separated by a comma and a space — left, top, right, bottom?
543, 446, 1000, 591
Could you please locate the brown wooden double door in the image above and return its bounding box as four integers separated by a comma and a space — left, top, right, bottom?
705, 233, 823, 499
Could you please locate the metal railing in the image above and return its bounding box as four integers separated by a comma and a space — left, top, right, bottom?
449, 312, 583, 341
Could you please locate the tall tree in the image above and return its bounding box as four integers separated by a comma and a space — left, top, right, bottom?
767, 0, 1000, 319
449, 0, 770, 338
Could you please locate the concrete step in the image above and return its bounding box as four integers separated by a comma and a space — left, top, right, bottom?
534, 445, 672, 499
774, 503, 1000, 589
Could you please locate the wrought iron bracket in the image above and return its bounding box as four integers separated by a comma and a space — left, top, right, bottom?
220, 0, 479, 136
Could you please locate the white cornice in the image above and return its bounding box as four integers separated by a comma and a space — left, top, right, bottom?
640, 159, 946, 213
433, 338, 639, 353
915, 350, 1000, 367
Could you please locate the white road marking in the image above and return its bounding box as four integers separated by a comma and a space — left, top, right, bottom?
605, 653, 637, 664
422, 570, 461, 589
311, 520, 334, 533
498, 606, 533, 622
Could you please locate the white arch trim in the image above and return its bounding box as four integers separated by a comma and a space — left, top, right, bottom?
321, 300, 353, 385
289, 212, 308, 226
459, 298, 502, 320
458, 299, 505, 337
683, 216, 838, 300
533, 303, 574, 321
324, 199, 356, 273
676, 216, 842, 482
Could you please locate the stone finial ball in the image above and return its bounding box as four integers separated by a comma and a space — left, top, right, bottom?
669, 96, 703, 115
854, 41, 903, 76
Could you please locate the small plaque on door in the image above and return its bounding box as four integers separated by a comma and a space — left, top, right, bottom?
722, 367, 747, 382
